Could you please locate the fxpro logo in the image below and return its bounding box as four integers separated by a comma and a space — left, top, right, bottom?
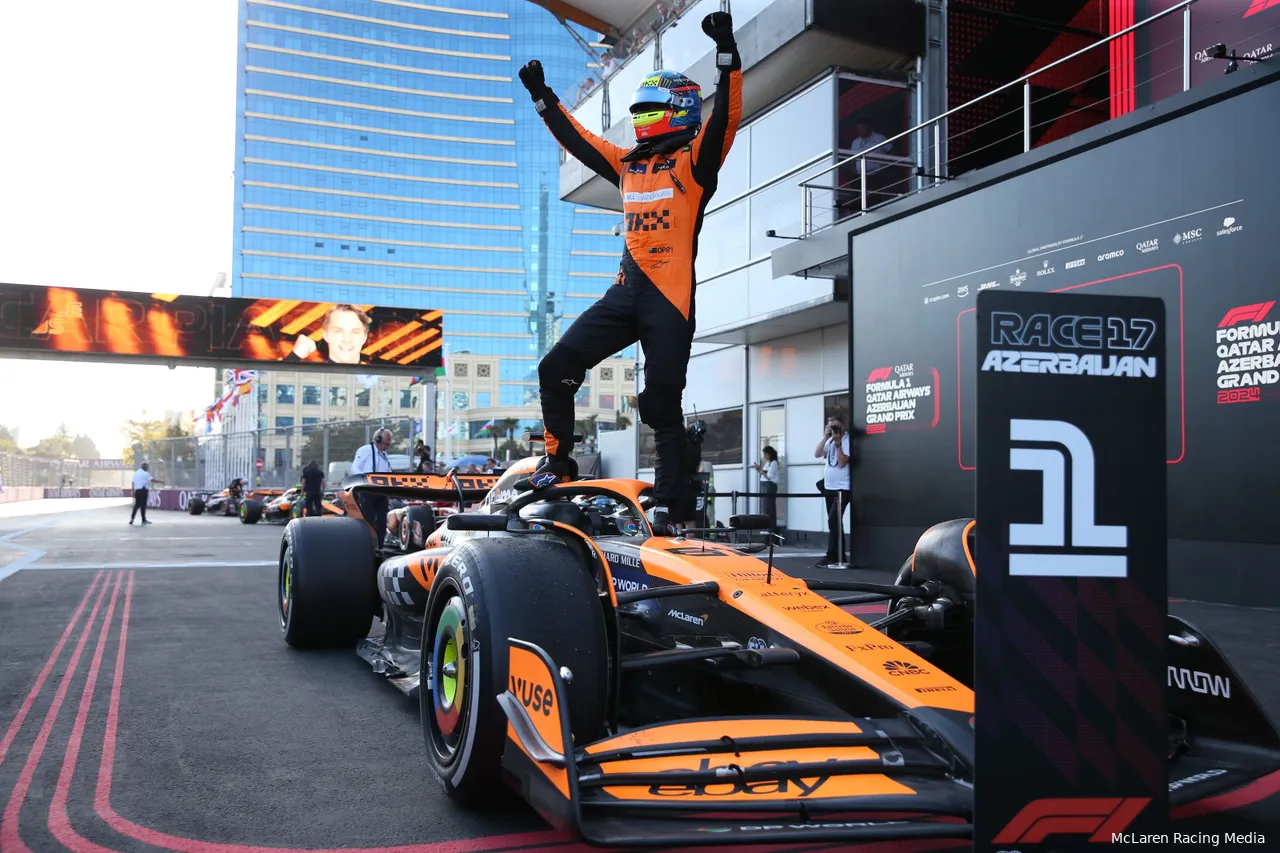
1007, 420, 1128, 578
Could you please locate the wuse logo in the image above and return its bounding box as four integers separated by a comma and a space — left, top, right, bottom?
993, 797, 1151, 844
1007, 419, 1127, 577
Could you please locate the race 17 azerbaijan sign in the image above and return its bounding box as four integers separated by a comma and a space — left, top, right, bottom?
0, 282, 443, 375
973, 289, 1168, 852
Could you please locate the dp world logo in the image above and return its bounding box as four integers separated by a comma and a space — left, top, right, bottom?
1008, 419, 1127, 578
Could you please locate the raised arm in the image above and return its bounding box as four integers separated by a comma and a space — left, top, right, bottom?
519, 60, 627, 186
691, 13, 744, 188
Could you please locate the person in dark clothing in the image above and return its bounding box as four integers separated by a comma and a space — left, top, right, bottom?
300, 461, 325, 517
516, 12, 743, 534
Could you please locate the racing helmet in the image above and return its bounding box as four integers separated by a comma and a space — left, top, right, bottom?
629, 70, 702, 144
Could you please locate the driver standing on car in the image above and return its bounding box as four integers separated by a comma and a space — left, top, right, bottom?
515, 12, 743, 534
351, 429, 393, 548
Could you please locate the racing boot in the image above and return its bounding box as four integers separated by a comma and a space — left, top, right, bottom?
515, 453, 578, 491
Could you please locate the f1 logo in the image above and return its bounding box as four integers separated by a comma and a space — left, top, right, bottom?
993, 797, 1151, 843
1008, 419, 1127, 577
1218, 301, 1274, 327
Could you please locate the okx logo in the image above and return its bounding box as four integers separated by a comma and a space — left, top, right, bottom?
993, 797, 1151, 843
1008, 419, 1127, 577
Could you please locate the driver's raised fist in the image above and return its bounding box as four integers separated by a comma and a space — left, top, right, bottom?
518, 60, 546, 92
701, 11, 734, 45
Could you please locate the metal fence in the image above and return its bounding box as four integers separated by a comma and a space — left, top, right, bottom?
0, 453, 132, 490
800, 0, 1210, 235
132, 417, 542, 492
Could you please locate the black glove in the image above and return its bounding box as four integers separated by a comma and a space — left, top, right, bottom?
518, 59, 558, 108
701, 11, 735, 48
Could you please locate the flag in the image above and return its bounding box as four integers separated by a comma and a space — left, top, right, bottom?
446, 420, 462, 437
477, 418, 496, 436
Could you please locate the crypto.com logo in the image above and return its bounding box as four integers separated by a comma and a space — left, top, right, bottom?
992, 797, 1151, 844
1245, 0, 1280, 19
1008, 419, 1127, 578
1218, 301, 1275, 327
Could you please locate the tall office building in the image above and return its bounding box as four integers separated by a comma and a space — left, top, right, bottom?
231, 0, 637, 456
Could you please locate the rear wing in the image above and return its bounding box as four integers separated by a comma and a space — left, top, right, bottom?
339, 471, 499, 503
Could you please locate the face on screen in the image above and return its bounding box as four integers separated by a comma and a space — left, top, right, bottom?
322, 309, 369, 364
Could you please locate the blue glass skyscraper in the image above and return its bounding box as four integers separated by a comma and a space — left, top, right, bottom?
231, 0, 636, 437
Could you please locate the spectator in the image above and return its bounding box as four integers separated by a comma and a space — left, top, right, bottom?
483, 457, 499, 474
751, 445, 780, 531
351, 428, 393, 548
129, 462, 158, 526
813, 414, 857, 567
301, 460, 325, 517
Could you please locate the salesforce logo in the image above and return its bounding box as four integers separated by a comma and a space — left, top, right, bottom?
1097, 249, 1125, 261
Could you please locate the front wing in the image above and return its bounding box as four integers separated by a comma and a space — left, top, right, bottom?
497, 638, 973, 848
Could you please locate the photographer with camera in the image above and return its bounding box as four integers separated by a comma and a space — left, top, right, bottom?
814, 414, 857, 567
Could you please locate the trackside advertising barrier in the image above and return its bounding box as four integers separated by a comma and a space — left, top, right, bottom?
43, 487, 135, 499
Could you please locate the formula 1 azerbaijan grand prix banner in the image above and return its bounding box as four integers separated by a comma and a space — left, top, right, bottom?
0, 282, 442, 375
849, 72, 1279, 551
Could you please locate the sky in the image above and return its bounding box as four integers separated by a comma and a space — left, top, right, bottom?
0, 1, 239, 457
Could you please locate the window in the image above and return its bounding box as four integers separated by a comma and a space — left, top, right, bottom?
475, 392, 491, 407
639, 408, 743, 468
275, 416, 295, 435
599, 394, 615, 409
824, 392, 850, 424
257, 384, 268, 404
274, 448, 290, 469
302, 385, 321, 405
276, 385, 295, 405
302, 417, 320, 434
355, 388, 370, 407
400, 390, 417, 409
329, 386, 347, 406
453, 391, 469, 409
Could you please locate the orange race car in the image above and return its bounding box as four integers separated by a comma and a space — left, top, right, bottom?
273, 433, 1280, 848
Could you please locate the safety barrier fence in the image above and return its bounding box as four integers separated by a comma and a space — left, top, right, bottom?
798, 0, 1249, 234
706, 487, 850, 567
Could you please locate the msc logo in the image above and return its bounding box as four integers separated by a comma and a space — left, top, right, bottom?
882, 660, 928, 676
626, 210, 671, 232
1008, 419, 1127, 578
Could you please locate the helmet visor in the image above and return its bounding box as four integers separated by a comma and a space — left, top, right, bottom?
630, 86, 700, 114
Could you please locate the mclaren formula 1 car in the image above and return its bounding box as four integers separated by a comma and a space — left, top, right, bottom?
240, 487, 346, 524
189, 486, 282, 516
275, 455, 1280, 848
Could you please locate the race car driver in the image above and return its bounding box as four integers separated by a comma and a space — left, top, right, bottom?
517, 12, 743, 532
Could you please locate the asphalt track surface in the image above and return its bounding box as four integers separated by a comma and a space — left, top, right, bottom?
0, 500, 1277, 853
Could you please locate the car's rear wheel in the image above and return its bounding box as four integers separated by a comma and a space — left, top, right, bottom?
421, 536, 607, 805
401, 505, 436, 552
278, 517, 377, 648
240, 499, 263, 524
188, 496, 205, 515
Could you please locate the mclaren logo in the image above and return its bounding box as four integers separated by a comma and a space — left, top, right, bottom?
668, 609, 706, 627
882, 660, 928, 676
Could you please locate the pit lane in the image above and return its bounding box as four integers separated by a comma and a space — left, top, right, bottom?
0, 500, 1276, 852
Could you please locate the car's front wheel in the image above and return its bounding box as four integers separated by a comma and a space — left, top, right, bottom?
420, 536, 607, 805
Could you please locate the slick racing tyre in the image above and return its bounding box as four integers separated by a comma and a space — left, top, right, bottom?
399, 505, 435, 552
240, 498, 263, 524
188, 496, 205, 515
421, 537, 606, 806
278, 517, 377, 649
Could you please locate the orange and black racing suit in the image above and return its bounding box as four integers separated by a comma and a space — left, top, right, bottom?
527, 49, 743, 515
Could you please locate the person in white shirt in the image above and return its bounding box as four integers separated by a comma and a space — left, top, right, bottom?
129, 462, 159, 525
350, 429, 393, 547
750, 445, 780, 531
848, 117, 890, 173
813, 414, 856, 567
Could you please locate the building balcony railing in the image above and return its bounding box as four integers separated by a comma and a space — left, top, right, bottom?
797, 0, 1219, 238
